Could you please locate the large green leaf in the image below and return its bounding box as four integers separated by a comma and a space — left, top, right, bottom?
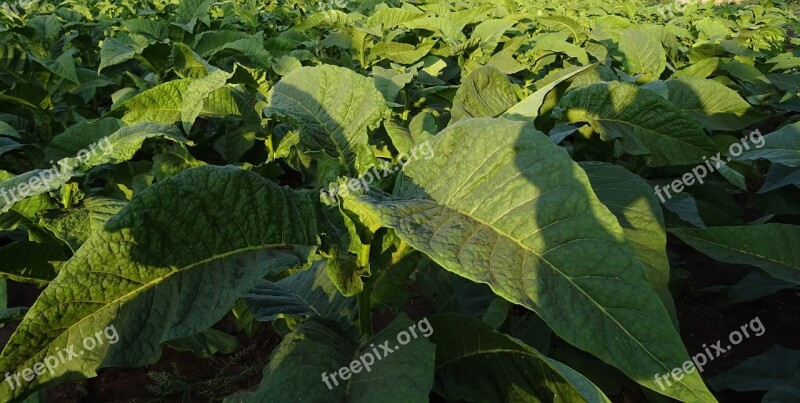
709, 346, 800, 393
44, 118, 124, 162
192, 31, 270, 67
557, 82, 718, 166
39, 198, 127, 252
759, 164, 800, 193
0, 166, 320, 401
0, 171, 54, 230
98, 37, 139, 72
429, 313, 610, 403
619, 26, 666, 83
671, 224, 800, 285
0, 240, 64, 284
538, 16, 584, 40
173, 0, 214, 32
170, 43, 217, 78
665, 78, 766, 131
292, 10, 351, 31
118, 80, 245, 125
342, 117, 714, 402
373, 66, 414, 105
366, 8, 424, 28
265, 65, 387, 176
0, 122, 20, 138
180, 69, 233, 132
32, 50, 79, 84
244, 315, 435, 402
471, 18, 517, 54
734, 122, 800, 167
243, 261, 357, 325
581, 162, 676, 324
369, 40, 436, 65
401, 16, 467, 46
0, 123, 183, 213
726, 269, 796, 304
122, 18, 170, 41
449, 66, 518, 124
504, 65, 595, 121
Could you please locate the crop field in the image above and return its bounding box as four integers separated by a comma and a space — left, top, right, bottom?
0, 0, 798, 402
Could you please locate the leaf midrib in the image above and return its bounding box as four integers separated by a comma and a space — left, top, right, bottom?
13, 241, 298, 375
673, 230, 798, 271
425, 200, 706, 400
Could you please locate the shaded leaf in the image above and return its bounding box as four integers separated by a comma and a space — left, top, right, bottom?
243, 261, 357, 325
0, 166, 320, 401
265, 65, 386, 176
619, 26, 666, 83
671, 224, 800, 285
450, 66, 517, 124
557, 82, 717, 166
429, 313, 610, 403
245, 315, 435, 402
665, 78, 766, 131
342, 117, 714, 402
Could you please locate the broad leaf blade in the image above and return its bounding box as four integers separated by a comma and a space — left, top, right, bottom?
0, 166, 320, 401
98, 38, 138, 72
450, 66, 518, 124
192, 31, 270, 67
619, 26, 666, 83
118, 80, 245, 125
504, 65, 595, 121
671, 224, 800, 285
342, 117, 714, 402
665, 78, 766, 131
429, 313, 610, 403
0, 241, 64, 284
174, 0, 214, 32
243, 261, 357, 325
44, 118, 124, 162
709, 345, 800, 392
734, 122, 800, 167
265, 65, 387, 176
39, 198, 127, 252
0, 123, 184, 213
581, 162, 677, 325
246, 315, 435, 402
181, 69, 232, 132
727, 269, 796, 304
0, 171, 54, 231
557, 82, 717, 166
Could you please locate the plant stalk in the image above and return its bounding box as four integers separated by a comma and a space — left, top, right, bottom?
357, 287, 372, 338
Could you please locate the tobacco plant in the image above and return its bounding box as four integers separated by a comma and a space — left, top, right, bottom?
0, 0, 798, 401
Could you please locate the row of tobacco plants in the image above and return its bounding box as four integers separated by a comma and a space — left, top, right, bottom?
0, 0, 798, 401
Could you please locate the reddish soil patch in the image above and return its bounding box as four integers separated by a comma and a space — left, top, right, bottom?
43, 320, 279, 403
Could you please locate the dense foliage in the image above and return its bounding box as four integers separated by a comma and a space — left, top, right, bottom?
0, 0, 798, 401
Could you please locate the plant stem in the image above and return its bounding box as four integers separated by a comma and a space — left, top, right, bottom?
63, 184, 74, 209
357, 239, 373, 337
358, 287, 372, 338
265, 134, 275, 162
